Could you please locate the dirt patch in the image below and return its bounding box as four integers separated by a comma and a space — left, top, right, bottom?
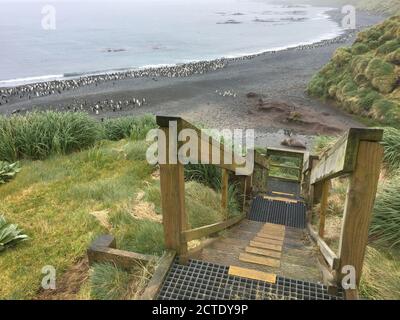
35, 257, 90, 300
247, 95, 342, 136
90, 210, 111, 229
131, 192, 162, 223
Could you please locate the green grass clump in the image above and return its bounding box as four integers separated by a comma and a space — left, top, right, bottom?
90, 263, 133, 300
359, 246, 400, 300
185, 164, 222, 190
308, 16, 400, 125
381, 127, 400, 171
0, 111, 102, 161
103, 114, 156, 141
370, 174, 400, 247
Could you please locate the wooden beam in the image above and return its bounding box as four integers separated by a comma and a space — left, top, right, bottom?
159, 124, 188, 257
266, 147, 305, 159
221, 168, 229, 216
156, 116, 252, 174
87, 247, 154, 269
308, 223, 340, 270
182, 214, 245, 242
319, 180, 330, 238
140, 251, 176, 300
338, 141, 383, 288
310, 128, 383, 184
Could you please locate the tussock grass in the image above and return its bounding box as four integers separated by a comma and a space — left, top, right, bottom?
103, 114, 156, 141
0, 112, 157, 162
360, 246, 400, 300
308, 16, 400, 125
381, 127, 400, 172
371, 173, 400, 247
0, 112, 102, 161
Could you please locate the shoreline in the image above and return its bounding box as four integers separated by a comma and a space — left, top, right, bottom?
1, 8, 349, 91
0, 9, 386, 150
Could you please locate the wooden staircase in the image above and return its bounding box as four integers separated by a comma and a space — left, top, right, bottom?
148, 116, 384, 300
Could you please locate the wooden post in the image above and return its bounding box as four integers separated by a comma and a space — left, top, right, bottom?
337, 141, 383, 296
318, 180, 330, 238
221, 168, 229, 219
159, 123, 188, 261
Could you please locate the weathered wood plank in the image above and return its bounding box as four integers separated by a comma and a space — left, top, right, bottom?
182, 214, 245, 242
159, 125, 188, 256
245, 246, 282, 259
308, 223, 340, 270
239, 253, 281, 268
141, 251, 176, 300
338, 141, 383, 289
255, 232, 285, 241
228, 266, 277, 283
262, 196, 299, 204
319, 180, 330, 238
310, 128, 383, 184
221, 168, 229, 215
253, 237, 283, 246
249, 241, 282, 252
87, 247, 154, 269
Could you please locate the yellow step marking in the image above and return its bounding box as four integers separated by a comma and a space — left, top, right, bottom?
228, 266, 277, 284
239, 253, 281, 268
263, 196, 298, 204
253, 236, 283, 246
249, 241, 282, 252
272, 191, 294, 197
256, 232, 285, 241
245, 246, 282, 259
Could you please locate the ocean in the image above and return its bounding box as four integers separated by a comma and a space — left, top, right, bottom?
0, 0, 344, 86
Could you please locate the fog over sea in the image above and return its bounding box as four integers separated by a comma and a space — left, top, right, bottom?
0, 0, 344, 86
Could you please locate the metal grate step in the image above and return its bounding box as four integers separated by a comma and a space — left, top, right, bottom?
248, 197, 306, 228
158, 259, 342, 300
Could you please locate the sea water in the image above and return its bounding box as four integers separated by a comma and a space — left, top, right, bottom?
0, 0, 344, 86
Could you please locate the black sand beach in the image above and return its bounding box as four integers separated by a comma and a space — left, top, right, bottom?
0, 10, 385, 149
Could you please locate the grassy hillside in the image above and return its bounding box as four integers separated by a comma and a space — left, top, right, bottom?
308, 16, 400, 125
0, 113, 239, 299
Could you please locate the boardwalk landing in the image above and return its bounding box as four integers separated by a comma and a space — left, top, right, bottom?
158, 178, 343, 300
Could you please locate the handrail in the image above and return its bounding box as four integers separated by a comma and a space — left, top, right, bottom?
305, 127, 384, 299
310, 128, 383, 184
156, 115, 267, 263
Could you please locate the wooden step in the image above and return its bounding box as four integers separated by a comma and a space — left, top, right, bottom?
239, 253, 280, 268
256, 232, 285, 241
228, 266, 276, 284
245, 246, 282, 259
263, 196, 298, 204
253, 237, 283, 246
272, 191, 294, 197
249, 241, 282, 252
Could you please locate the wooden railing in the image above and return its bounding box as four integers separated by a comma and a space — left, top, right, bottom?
303, 128, 384, 299
157, 116, 268, 262
266, 147, 305, 182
